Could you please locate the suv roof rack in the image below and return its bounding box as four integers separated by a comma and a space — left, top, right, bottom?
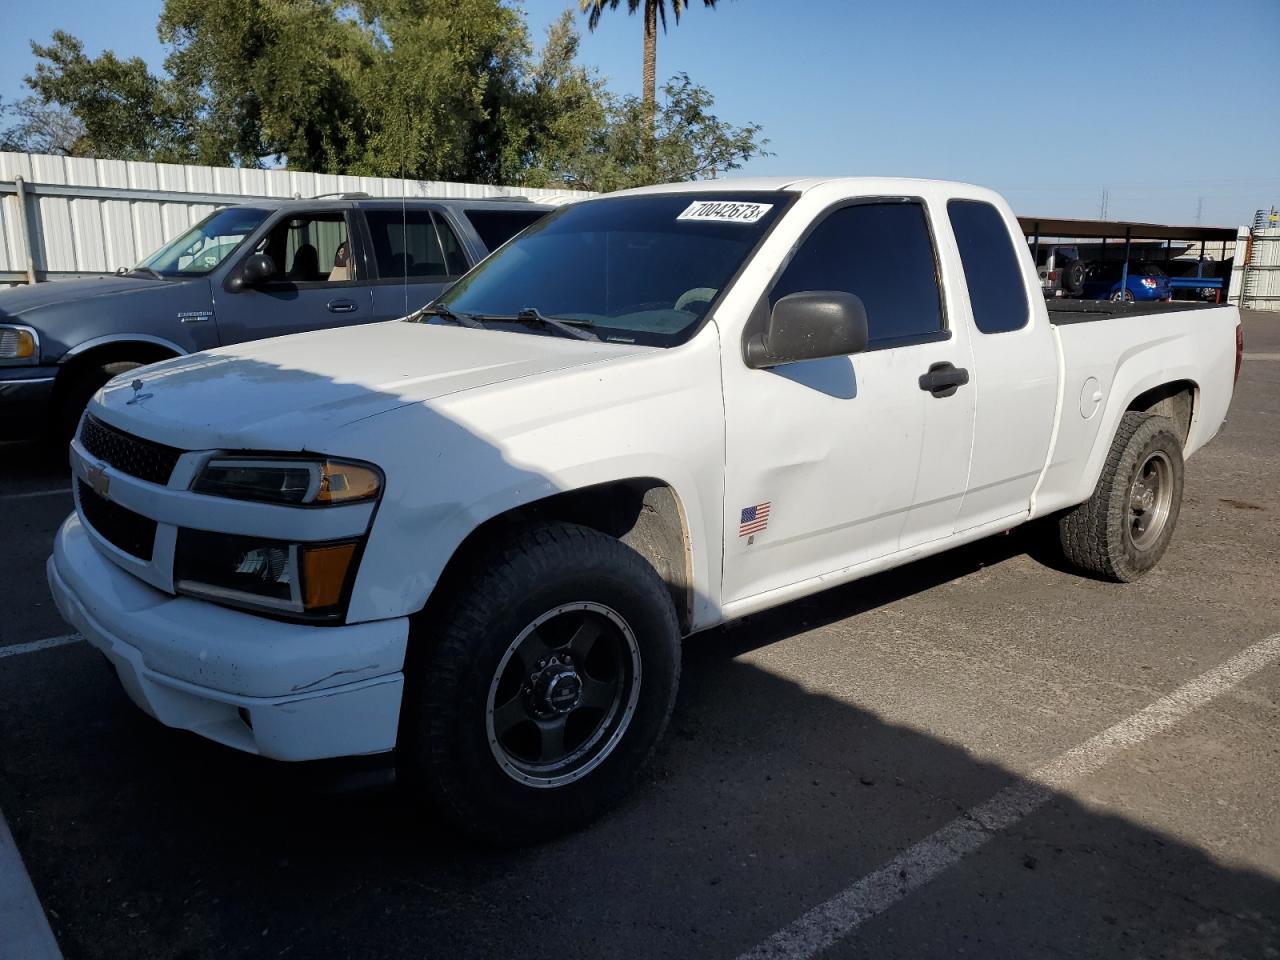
310, 191, 371, 199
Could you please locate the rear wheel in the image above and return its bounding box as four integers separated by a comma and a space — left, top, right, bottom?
400, 522, 680, 844
1109, 289, 1135, 303
1058, 412, 1184, 581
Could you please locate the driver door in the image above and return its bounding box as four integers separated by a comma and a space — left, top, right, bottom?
720, 199, 975, 605
216, 208, 371, 344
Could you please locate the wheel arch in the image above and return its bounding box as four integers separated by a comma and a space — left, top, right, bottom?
418, 477, 697, 637
53, 336, 184, 396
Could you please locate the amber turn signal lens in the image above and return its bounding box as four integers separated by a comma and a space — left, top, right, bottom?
301, 542, 359, 609
315, 462, 382, 504
0, 328, 36, 360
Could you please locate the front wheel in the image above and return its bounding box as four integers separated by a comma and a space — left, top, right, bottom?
400, 523, 680, 844
1057, 412, 1185, 581
1109, 289, 1135, 303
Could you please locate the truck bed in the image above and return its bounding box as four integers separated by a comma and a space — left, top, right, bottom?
1047, 299, 1219, 325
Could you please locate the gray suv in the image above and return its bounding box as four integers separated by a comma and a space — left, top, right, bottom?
0, 194, 552, 440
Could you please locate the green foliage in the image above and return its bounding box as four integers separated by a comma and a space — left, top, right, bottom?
9, 2, 766, 190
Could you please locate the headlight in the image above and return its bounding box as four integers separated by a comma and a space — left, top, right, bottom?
0, 324, 39, 364
191, 456, 382, 506
173, 530, 362, 620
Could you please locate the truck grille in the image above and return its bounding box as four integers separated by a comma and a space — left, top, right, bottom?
77, 481, 157, 561
80, 415, 182, 486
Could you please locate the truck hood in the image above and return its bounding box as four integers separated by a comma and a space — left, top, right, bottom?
92, 321, 647, 450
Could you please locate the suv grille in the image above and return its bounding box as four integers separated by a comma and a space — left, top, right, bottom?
80, 415, 182, 486
78, 481, 157, 561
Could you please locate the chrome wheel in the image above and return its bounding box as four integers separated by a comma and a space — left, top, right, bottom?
486, 602, 642, 788
1126, 450, 1174, 551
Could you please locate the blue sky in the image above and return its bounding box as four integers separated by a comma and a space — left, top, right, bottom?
4, 0, 1278, 226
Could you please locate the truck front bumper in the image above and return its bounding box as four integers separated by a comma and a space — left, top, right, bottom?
47, 514, 409, 762
0, 366, 57, 441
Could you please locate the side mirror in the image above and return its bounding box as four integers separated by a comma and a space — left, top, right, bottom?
228, 253, 277, 292
744, 291, 869, 369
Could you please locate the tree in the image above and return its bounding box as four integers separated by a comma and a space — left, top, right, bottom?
578, 0, 720, 120
13, 2, 766, 189
0, 95, 84, 155
24, 31, 194, 162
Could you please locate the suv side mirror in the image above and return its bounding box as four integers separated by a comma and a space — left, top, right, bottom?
228, 253, 277, 292
744, 291, 869, 369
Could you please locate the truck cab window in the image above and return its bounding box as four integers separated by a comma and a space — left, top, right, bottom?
948, 200, 1029, 334
770, 202, 944, 347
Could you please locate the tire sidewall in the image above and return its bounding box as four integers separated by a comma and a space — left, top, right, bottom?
1108, 418, 1184, 579
417, 531, 679, 841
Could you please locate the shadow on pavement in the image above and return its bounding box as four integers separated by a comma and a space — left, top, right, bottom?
1, 549, 1276, 959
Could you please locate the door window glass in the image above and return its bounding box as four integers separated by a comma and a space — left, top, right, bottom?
770, 202, 944, 346
254, 212, 352, 283
365, 210, 468, 281
947, 200, 1029, 334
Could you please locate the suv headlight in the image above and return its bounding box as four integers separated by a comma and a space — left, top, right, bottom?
0, 324, 39, 365
174, 531, 362, 621
191, 456, 381, 506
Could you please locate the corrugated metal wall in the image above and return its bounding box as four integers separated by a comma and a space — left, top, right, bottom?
1243, 228, 1280, 311
0, 151, 592, 285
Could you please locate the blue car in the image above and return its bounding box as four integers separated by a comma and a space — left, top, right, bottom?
1080, 260, 1173, 302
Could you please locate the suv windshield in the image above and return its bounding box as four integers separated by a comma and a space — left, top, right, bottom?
436, 192, 789, 346
137, 207, 270, 277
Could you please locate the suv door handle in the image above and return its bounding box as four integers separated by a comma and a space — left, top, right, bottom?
327, 298, 358, 314
918, 361, 969, 398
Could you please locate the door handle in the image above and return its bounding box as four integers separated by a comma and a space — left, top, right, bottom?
918, 361, 969, 398
327, 299, 358, 314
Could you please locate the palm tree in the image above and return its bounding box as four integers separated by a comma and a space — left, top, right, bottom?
579, 0, 720, 117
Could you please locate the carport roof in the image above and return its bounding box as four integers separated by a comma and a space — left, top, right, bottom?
1017, 216, 1239, 242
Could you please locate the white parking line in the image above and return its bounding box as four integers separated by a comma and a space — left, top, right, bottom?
0, 488, 72, 502
740, 632, 1280, 960
0, 634, 82, 659
0, 811, 62, 959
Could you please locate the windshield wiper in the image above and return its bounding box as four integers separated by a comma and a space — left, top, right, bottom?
411, 301, 486, 329
503, 307, 600, 342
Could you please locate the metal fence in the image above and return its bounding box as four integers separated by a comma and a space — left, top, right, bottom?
1242, 228, 1280, 312
0, 151, 592, 286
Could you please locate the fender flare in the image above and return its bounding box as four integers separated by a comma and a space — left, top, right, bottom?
60, 334, 187, 363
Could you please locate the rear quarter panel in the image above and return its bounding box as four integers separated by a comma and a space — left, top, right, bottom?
1033, 305, 1238, 514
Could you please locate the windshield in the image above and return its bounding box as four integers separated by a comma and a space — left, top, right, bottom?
436, 192, 789, 346
137, 207, 270, 277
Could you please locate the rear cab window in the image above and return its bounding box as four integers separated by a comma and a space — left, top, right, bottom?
947, 199, 1029, 334
769, 201, 945, 349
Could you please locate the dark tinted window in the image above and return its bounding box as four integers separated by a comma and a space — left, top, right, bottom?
441, 193, 786, 346
466, 209, 549, 252
947, 200, 1028, 334
770, 202, 943, 346
365, 210, 468, 281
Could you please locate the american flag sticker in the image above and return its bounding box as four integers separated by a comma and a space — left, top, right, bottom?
739, 501, 771, 537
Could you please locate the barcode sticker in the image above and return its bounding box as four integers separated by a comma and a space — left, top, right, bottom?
676, 200, 773, 224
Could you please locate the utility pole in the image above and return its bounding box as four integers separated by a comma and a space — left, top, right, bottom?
1099, 188, 1110, 220
1195, 196, 1204, 226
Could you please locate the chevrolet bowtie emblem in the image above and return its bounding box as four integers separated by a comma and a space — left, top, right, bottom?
86, 464, 110, 499
126, 378, 153, 405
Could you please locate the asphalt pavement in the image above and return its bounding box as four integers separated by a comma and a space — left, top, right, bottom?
0, 310, 1277, 960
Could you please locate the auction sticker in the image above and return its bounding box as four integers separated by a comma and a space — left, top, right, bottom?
677, 200, 773, 224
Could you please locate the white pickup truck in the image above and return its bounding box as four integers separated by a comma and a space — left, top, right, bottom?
47, 177, 1242, 842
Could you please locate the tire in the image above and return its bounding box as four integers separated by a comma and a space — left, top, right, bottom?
1061, 259, 1086, 296
1058, 412, 1184, 582
57, 361, 142, 441
400, 522, 681, 845
1109, 289, 1135, 303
